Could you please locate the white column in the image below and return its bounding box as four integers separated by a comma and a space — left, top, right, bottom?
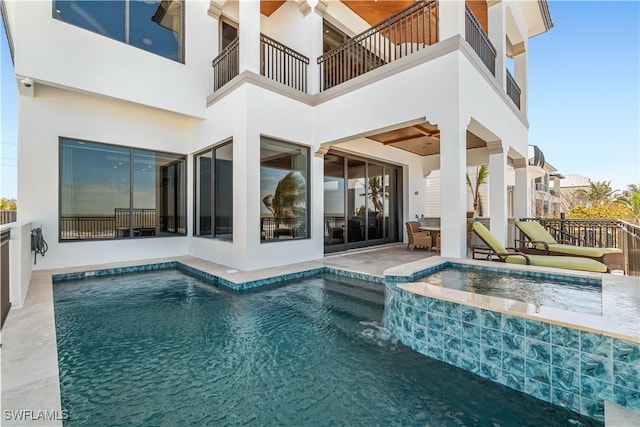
439, 0, 466, 40
308, 1, 326, 94
514, 42, 528, 116
439, 117, 468, 259
513, 160, 529, 221
488, 1, 506, 90
239, 0, 261, 74
488, 143, 508, 246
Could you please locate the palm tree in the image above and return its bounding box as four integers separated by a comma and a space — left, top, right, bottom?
616, 183, 640, 220
466, 165, 489, 216
262, 171, 307, 219
577, 180, 616, 207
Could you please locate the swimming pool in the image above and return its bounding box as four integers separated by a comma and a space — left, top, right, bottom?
54, 270, 600, 426
419, 267, 601, 315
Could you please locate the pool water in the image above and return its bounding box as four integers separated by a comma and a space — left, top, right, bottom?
420, 268, 601, 316
54, 270, 600, 426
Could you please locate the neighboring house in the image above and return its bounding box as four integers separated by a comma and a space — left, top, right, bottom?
528, 145, 563, 217
560, 174, 592, 211
2, 0, 552, 273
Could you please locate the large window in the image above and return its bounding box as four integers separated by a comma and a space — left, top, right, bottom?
260, 138, 309, 242
60, 138, 186, 240
53, 0, 184, 62
195, 141, 233, 241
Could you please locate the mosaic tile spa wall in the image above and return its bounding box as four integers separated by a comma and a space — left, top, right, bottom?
383, 285, 640, 422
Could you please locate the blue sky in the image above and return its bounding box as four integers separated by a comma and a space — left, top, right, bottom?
1, 1, 639, 200
527, 1, 639, 192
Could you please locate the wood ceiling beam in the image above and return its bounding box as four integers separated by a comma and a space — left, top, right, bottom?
379, 134, 427, 145
412, 124, 440, 137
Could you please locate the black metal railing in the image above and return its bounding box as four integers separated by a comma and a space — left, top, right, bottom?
506, 68, 521, 109
317, 0, 438, 91
114, 208, 157, 237
622, 220, 640, 276
1, 228, 10, 328
60, 215, 117, 240
61, 209, 185, 240
465, 5, 496, 76
519, 218, 640, 276
212, 37, 239, 92
260, 33, 309, 93
0, 210, 17, 225
261, 217, 305, 241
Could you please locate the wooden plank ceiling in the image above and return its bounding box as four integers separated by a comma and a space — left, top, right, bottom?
367, 124, 486, 156
341, 1, 414, 26
260, 1, 488, 32
261, 1, 286, 17
342, 0, 488, 33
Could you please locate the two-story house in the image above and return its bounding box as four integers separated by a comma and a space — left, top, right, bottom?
2, 0, 552, 272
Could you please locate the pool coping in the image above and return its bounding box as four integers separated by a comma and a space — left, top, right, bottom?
383, 256, 640, 343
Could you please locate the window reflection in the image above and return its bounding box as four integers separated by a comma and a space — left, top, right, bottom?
194, 141, 233, 241
54, 0, 184, 62
59, 138, 186, 241
260, 138, 309, 242
60, 140, 130, 240
323, 151, 401, 252
133, 150, 186, 238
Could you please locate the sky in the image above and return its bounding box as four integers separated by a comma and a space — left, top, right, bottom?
1, 1, 639, 200
527, 1, 639, 192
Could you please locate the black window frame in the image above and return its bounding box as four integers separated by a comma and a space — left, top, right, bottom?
52, 0, 186, 63
58, 136, 187, 242
193, 139, 233, 241
260, 137, 311, 243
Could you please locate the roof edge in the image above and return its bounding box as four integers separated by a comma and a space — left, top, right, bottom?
538, 0, 554, 31
0, 0, 14, 64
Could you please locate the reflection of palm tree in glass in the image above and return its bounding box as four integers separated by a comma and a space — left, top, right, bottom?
262, 171, 306, 219
359, 176, 387, 213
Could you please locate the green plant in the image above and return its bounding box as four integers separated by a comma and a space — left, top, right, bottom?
0, 198, 17, 210
466, 165, 488, 216
576, 180, 617, 207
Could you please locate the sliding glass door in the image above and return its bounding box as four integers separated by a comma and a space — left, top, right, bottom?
324, 151, 401, 253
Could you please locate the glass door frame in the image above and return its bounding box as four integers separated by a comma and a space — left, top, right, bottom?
324, 150, 403, 254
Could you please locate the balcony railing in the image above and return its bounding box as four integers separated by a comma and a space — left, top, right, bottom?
212, 35, 310, 93
465, 5, 495, 76
317, 0, 438, 91
212, 37, 239, 92
1, 228, 10, 328
260, 34, 309, 93
506, 69, 521, 109
60, 209, 185, 240
519, 218, 640, 276
534, 182, 549, 193
0, 210, 17, 225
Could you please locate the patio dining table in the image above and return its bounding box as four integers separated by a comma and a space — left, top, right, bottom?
419, 226, 440, 251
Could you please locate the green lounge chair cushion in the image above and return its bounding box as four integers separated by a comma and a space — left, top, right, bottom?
516, 221, 622, 257
545, 244, 621, 258
473, 222, 607, 273
472, 222, 508, 254
516, 221, 558, 245
504, 253, 608, 273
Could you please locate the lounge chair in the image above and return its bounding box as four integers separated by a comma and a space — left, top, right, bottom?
515, 221, 622, 269
406, 221, 432, 251
472, 222, 607, 273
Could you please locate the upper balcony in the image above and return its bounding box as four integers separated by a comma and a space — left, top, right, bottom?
207, 0, 541, 114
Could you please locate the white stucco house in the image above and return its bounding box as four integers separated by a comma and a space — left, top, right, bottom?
2, 0, 552, 282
